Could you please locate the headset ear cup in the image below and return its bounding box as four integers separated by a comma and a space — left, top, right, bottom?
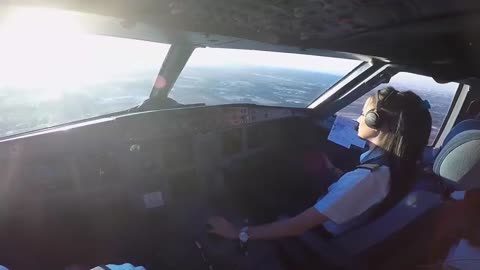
365, 110, 380, 129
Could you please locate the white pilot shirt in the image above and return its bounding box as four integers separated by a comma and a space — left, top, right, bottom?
314, 148, 391, 236
99, 264, 146, 270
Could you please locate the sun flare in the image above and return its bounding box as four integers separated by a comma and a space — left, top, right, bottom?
0, 6, 168, 102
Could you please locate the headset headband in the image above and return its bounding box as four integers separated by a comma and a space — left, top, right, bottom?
376, 88, 398, 110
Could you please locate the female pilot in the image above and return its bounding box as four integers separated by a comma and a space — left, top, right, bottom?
208, 87, 432, 241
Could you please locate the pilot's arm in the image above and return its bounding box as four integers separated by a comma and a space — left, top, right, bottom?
91, 263, 146, 270
208, 207, 327, 240
208, 166, 388, 240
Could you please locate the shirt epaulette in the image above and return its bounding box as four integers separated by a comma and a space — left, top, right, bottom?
356, 163, 382, 171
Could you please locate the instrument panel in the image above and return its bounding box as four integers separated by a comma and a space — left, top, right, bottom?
0, 105, 316, 269
0, 105, 308, 214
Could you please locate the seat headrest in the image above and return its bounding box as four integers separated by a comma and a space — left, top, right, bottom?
433, 119, 480, 190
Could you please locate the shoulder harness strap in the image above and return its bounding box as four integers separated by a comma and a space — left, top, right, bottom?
356, 163, 382, 171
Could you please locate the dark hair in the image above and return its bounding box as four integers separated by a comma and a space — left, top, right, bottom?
369, 87, 432, 210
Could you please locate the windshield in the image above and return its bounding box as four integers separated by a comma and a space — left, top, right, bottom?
0, 7, 170, 138
168, 48, 362, 108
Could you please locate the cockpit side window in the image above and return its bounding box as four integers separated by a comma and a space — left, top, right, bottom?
336, 72, 459, 145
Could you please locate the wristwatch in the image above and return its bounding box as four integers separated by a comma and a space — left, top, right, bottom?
239, 226, 249, 243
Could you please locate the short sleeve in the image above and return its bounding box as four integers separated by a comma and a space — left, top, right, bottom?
105, 264, 146, 270
314, 166, 390, 224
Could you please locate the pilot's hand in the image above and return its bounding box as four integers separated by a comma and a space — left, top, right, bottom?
207, 216, 238, 239
321, 152, 335, 170
321, 153, 343, 177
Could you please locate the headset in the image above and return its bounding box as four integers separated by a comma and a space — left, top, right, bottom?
364, 88, 399, 129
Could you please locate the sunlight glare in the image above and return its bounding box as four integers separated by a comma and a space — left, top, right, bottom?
0, 7, 88, 100
0, 7, 168, 103
0, 6, 85, 36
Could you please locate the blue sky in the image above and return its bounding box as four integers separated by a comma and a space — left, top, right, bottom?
188, 47, 362, 75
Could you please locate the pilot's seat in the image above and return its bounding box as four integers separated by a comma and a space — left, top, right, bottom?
285, 119, 480, 270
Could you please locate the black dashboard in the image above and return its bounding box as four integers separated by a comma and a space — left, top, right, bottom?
0, 105, 320, 269
0, 106, 304, 194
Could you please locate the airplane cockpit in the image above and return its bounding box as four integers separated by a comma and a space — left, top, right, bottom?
1, 1, 480, 270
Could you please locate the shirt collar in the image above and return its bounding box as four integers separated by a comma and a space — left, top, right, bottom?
360, 147, 385, 164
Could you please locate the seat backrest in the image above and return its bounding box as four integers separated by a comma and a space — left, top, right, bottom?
442, 119, 480, 149
298, 191, 442, 269
434, 119, 480, 190
331, 190, 442, 255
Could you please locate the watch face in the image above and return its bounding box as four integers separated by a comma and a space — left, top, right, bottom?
239, 231, 249, 242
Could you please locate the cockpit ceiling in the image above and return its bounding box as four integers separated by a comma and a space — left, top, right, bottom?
9, 0, 480, 80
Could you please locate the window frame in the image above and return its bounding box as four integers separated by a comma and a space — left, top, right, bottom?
432, 84, 469, 147
306, 61, 368, 108
309, 61, 391, 115
164, 46, 366, 109
0, 37, 174, 140
325, 67, 462, 146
